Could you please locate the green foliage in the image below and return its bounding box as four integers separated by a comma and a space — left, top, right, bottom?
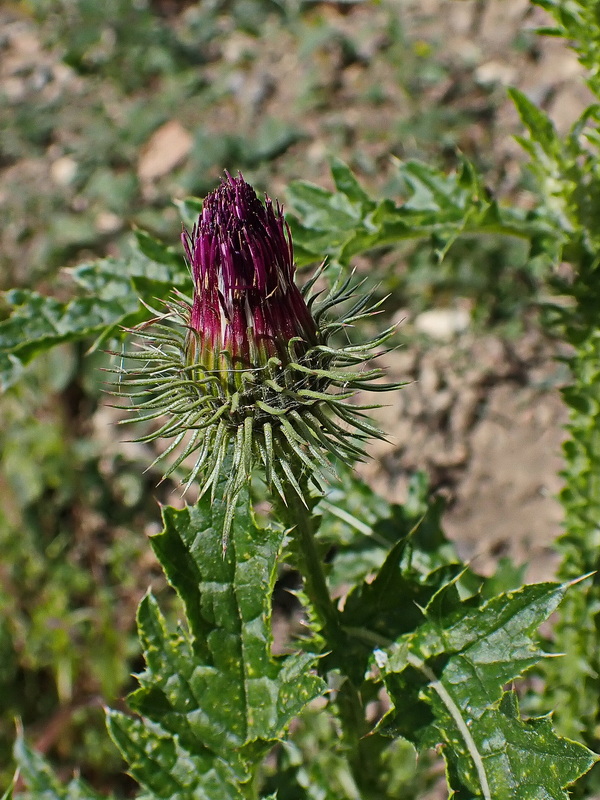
467, 5, 600, 795
287, 157, 553, 323
263, 703, 430, 800
494, 4, 600, 796
7, 4, 600, 797
0, 339, 158, 788
12, 735, 105, 800
14, 461, 593, 800
6, 151, 599, 800
288, 157, 546, 267
379, 580, 597, 798
534, 1, 600, 95
317, 468, 454, 590
107, 488, 325, 798
0, 234, 190, 390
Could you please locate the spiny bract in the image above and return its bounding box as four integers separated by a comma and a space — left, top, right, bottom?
113, 173, 399, 537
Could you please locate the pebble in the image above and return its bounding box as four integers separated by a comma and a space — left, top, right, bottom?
50, 156, 78, 186
414, 308, 471, 341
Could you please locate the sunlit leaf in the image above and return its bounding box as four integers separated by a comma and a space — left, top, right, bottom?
107, 488, 325, 796
379, 581, 598, 798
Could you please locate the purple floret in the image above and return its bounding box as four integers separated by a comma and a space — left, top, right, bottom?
182, 173, 317, 372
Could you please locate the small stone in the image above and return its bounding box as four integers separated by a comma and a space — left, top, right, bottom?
50, 156, 78, 186
475, 60, 517, 86
414, 308, 470, 341
96, 212, 122, 234
430, 388, 454, 416
450, 388, 482, 435
418, 362, 440, 395
3, 77, 26, 101
430, 443, 468, 469
385, 347, 418, 377
137, 120, 193, 182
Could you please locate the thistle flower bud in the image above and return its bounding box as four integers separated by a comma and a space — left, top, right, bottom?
181, 173, 318, 386
116, 174, 399, 537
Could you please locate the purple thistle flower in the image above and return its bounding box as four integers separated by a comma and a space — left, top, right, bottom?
181, 174, 318, 382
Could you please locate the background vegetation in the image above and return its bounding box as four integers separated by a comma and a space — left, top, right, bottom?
2, 0, 600, 797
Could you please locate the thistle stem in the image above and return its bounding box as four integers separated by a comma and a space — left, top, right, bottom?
276, 487, 373, 793
282, 490, 346, 652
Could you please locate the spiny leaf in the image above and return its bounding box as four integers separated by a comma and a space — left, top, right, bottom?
339, 538, 462, 684
320, 470, 464, 681
330, 157, 374, 207
0, 243, 190, 391
13, 734, 106, 800
442, 692, 597, 800
287, 159, 554, 269
133, 229, 184, 268
106, 710, 245, 800
108, 487, 325, 795
378, 580, 598, 798
508, 88, 561, 160
0, 287, 137, 362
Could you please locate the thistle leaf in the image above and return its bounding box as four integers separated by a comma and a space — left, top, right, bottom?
287, 159, 554, 268
0, 242, 190, 391
508, 88, 561, 160
378, 580, 598, 798
13, 734, 107, 800
108, 488, 325, 796
440, 691, 596, 800
106, 710, 245, 800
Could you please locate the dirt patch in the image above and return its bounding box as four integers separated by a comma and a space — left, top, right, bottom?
359, 323, 568, 580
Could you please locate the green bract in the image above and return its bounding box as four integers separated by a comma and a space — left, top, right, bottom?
113, 175, 399, 537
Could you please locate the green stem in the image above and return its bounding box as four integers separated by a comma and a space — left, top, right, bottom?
282, 490, 345, 652
276, 488, 373, 790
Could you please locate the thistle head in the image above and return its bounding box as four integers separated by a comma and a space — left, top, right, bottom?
115, 174, 399, 537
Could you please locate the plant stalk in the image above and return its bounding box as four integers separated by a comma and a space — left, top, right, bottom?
276, 486, 374, 791
281, 489, 346, 653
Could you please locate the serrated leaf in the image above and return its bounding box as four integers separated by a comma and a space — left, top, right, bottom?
134, 229, 184, 268
319, 470, 464, 681
0, 245, 191, 391
288, 160, 553, 270
509, 88, 561, 159
174, 196, 204, 228
108, 488, 325, 795
330, 158, 373, 207
0, 352, 25, 392
379, 580, 597, 798
382, 582, 567, 736
13, 734, 106, 800
106, 710, 244, 800
339, 538, 463, 684
0, 287, 138, 363
442, 692, 597, 800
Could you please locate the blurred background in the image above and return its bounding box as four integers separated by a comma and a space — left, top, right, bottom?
0, 0, 591, 793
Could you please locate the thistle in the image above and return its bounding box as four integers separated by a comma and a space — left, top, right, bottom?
115, 173, 398, 536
